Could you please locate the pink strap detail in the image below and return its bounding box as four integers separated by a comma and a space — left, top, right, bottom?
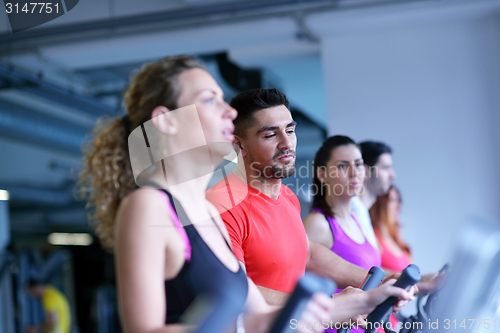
157, 190, 192, 262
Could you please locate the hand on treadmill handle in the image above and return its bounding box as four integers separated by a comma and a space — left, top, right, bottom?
339, 267, 386, 333
269, 272, 336, 333
364, 265, 421, 333
297, 292, 334, 333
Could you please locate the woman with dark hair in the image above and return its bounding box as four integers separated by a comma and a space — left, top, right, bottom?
78, 55, 331, 333
370, 186, 411, 272
304, 135, 382, 333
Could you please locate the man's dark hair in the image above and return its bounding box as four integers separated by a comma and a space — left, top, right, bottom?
230, 88, 290, 137
359, 141, 392, 167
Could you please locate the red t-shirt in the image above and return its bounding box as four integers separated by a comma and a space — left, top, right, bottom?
206, 173, 308, 293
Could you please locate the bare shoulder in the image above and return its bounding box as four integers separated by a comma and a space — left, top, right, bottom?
114, 188, 179, 331
303, 210, 329, 229
303, 210, 332, 248
120, 187, 165, 210
119, 187, 171, 218
115, 188, 174, 244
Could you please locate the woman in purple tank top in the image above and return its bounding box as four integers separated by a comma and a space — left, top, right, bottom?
304, 135, 382, 333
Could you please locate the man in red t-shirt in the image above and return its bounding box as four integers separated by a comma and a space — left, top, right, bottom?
206, 89, 416, 327
207, 88, 371, 305
207, 171, 307, 294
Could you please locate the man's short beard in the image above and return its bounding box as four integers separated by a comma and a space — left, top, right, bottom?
263, 164, 296, 179
248, 149, 297, 180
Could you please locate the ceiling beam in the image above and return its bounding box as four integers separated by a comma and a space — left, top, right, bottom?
0, 0, 418, 51
0, 99, 89, 154
0, 62, 120, 117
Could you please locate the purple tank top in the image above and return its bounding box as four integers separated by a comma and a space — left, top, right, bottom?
312, 208, 382, 333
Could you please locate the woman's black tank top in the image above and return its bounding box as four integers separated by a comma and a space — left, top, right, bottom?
160, 189, 248, 324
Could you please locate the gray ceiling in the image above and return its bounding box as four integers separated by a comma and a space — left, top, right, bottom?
0, 0, 461, 233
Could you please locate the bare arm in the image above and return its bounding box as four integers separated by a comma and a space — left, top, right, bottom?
303, 212, 415, 323
381, 268, 438, 296
239, 277, 279, 333
304, 212, 367, 289
244, 270, 413, 332
306, 240, 367, 289
328, 279, 414, 325
303, 211, 334, 249
244, 268, 332, 333
256, 285, 291, 307
235, 258, 290, 307
115, 189, 193, 333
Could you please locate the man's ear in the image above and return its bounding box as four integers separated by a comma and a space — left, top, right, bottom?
233, 135, 247, 157
151, 106, 177, 135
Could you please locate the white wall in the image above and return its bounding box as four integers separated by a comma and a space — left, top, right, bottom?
317, 2, 500, 273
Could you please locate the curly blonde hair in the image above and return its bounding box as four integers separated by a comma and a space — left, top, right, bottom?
78, 55, 205, 251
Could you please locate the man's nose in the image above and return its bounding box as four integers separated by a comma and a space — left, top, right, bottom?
278, 133, 293, 150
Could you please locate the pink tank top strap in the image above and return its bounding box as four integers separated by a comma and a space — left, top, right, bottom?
157, 190, 192, 262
